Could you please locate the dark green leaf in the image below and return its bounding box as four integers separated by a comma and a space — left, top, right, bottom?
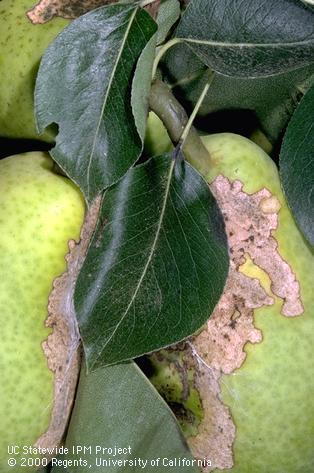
174, 0, 314, 78
52, 361, 201, 473
280, 82, 314, 246
35, 4, 157, 202
161, 43, 314, 143
74, 154, 228, 369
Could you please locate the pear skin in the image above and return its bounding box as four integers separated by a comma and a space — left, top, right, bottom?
0, 152, 85, 471
0, 0, 68, 141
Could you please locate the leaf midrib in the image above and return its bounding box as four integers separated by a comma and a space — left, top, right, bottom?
179, 37, 314, 48
92, 158, 176, 368
86, 6, 138, 200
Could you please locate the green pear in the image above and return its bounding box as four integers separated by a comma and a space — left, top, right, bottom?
201, 133, 314, 472
0, 151, 85, 471
144, 112, 173, 156
0, 0, 68, 141
143, 124, 314, 471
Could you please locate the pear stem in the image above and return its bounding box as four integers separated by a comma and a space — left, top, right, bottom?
148, 79, 212, 176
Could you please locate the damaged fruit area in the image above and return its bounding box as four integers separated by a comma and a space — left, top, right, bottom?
143, 133, 314, 472
27, 0, 116, 23
35, 197, 101, 452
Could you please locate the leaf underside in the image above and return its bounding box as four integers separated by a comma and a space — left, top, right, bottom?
52, 361, 200, 473
161, 41, 314, 143
175, 0, 314, 78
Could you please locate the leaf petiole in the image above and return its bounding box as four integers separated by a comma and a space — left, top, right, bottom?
149, 79, 213, 176
179, 73, 214, 150
152, 38, 182, 79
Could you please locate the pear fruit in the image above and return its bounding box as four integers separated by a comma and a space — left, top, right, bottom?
200, 133, 314, 472
144, 112, 173, 156
0, 0, 68, 141
144, 128, 314, 472
0, 151, 85, 471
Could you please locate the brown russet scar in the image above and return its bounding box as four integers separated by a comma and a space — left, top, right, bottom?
28, 0, 117, 23
27, 0, 160, 23
211, 175, 303, 318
